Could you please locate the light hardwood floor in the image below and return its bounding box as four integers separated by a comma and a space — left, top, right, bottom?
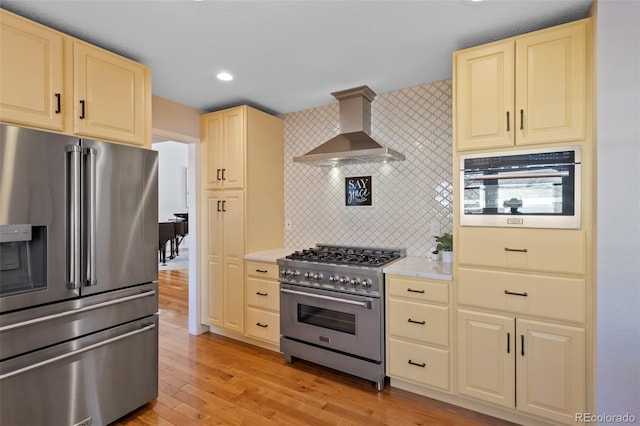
114, 269, 516, 426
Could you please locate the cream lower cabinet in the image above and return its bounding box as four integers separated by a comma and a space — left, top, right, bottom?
386, 275, 451, 391
245, 260, 280, 344
457, 309, 585, 424
204, 190, 245, 333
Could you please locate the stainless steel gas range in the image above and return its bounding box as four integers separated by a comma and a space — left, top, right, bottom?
278, 244, 406, 391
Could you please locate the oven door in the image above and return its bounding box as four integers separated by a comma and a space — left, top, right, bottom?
460, 148, 581, 229
280, 283, 382, 362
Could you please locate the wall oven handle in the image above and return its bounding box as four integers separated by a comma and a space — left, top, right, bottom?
280, 288, 371, 309
0, 323, 155, 381
0, 290, 156, 333
65, 145, 83, 290
84, 147, 97, 286
467, 171, 569, 180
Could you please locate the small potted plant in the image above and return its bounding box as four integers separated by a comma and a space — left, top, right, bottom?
434, 232, 453, 263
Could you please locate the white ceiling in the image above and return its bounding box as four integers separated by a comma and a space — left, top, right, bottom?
2, 0, 592, 116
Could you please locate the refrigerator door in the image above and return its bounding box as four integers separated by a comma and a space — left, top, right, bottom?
0, 314, 158, 426
0, 125, 80, 312
80, 139, 158, 296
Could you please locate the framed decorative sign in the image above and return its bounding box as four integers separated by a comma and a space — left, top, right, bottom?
345, 176, 372, 206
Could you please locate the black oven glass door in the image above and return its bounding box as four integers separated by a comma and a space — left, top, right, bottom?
280, 284, 382, 362
461, 148, 581, 229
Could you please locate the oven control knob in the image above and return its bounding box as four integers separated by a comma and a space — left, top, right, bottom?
282, 269, 292, 277
339, 276, 349, 285
304, 271, 313, 280
350, 278, 361, 287
292, 270, 300, 279
313, 273, 323, 281
329, 275, 339, 283
361, 279, 372, 288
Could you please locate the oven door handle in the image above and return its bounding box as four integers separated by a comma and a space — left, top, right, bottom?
280, 288, 371, 309
467, 170, 569, 180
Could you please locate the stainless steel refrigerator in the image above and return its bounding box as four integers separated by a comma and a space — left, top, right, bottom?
0, 124, 159, 426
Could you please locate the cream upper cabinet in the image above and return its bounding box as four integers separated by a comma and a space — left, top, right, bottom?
73, 41, 148, 147
0, 9, 151, 148
0, 9, 64, 131
457, 310, 586, 423
204, 190, 245, 333
455, 19, 588, 151
201, 107, 245, 189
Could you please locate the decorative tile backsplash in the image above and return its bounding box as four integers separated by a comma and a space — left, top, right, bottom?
283, 80, 453, 257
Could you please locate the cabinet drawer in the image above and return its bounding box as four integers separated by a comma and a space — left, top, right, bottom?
246, 278, 279, 311
388, 338, 450, 391
246, 308, 280, 343
386, 275, 449, 304
457, 267, 586, 323
458, 227, 585, 275
388, 299, 449, 346
246, 260, 279, 280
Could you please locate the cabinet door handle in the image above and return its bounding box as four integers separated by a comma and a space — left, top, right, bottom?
504, 247, 528, 253
221, 168, 226, 180
408, 360, 426, 368
256, 292, 268, 296
55, 93, 61, 114
216, 169, 221, 181
504, 290, 528, 297
79, 100, 86, 119
407, 288, 425, 294
521, 334, 525, 356
256, 322, 268, 328
506, 111, 510, 131
216, 200, 221, 212
255, 269, 268, 273
520, 109, 524, 130
221, 200, 226, 212
407, 318, 426, 325
507, 332, 511, 353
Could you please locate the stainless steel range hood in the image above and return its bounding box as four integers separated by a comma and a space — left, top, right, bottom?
293, 86, 405, 166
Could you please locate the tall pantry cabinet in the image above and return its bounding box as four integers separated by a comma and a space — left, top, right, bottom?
200, 105, 284, 335
452, 18, 594, 425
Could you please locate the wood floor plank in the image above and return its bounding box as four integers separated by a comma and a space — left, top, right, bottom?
113, 268, 517, 426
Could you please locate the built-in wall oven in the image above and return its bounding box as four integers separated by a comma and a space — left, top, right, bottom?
460, 146, 581, 229
278, 244, 405, 391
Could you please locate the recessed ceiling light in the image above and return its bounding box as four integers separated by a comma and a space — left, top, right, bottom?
217, 72, 233, 81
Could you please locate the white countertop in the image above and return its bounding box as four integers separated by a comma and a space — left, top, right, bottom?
244, 247, 294, 263
383, 256, 453, 281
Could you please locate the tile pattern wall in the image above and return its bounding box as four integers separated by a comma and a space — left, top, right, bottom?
283, 80, 452, 257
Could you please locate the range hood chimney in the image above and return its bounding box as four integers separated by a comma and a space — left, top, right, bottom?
293, 85, 405, 166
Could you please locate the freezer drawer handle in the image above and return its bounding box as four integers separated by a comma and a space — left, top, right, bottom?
0, 290, 156, 332
280, 288, 371, 309
0, 323, 155, 381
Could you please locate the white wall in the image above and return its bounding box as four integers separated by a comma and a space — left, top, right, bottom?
283, 81, 453, 256
596, 0, 640, 419
153, 141, 190, 246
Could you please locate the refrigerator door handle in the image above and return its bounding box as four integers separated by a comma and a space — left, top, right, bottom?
84, 147, 97, 286
0, 323, 156, 381
0, 290, 156, 332
65, 145, 83, 289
